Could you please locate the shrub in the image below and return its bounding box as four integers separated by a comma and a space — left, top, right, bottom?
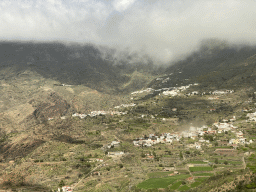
59, 180, 65, 188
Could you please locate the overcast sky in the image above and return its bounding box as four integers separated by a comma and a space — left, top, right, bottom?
1, 0, 256, 63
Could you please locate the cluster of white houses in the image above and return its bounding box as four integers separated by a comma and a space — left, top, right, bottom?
138, 85, 232, 97
114, 103, 136, 109
246, 112, 256, 121
130, 81, 234, 99
103, 140, 121, 149
58, 186, 72, 192
48, 110, 129, 121
131, 83, 199, 97
133, 117, 252, 149
131, 88, 154, 95
132, 126, 212, 148
162, 84, 198, 96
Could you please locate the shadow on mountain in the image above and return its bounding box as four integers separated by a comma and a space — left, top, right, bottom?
0, 41, 131, 93
55, 134, 86, 144
0, 139, 45, 160
1, 181, 51, 192
164, 41, 256, 89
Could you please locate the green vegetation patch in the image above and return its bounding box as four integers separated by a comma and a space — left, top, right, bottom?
170, 181, 182, 190
247, 154, 256, 173
178, 185, 190, 191
137, 174, 190, 189
188, 161, 208, 164
148, 171, 174, 178
218, 160, 242, 165
189, 166, 213, 172
193, 173, 214, 176
191, 181, 201, 188
195, 177, 209, 182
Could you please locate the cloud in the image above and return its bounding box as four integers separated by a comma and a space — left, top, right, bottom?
112, 0, 136, 12
1, 0, 256, 63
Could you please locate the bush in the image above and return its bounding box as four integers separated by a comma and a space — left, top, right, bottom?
59, 180, 65, 188
179, 151, 183, 159
34, 159, 43, 163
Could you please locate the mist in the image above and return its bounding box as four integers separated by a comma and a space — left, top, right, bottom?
1, 0, 256, 64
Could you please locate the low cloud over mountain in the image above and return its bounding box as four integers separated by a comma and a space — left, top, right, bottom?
1, 0, 256, 63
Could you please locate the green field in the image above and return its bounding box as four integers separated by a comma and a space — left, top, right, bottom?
148, 171, 174, 178
170, 181, 182, 190
189, 177, 209, 188
247, 154, 256, 173
195, 177, 209, 182
189, 166, 213, 172
193, 173, 214, 176
190, 181, 201, 188
137, 174, 190, 189
218, 160, 242, 165
249, 136, 256, 140
168, 176, 210, 191
188, 161, 208, 164
179, 185, 190, 191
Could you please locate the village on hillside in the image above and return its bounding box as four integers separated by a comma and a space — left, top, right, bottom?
33, 82, 256, 191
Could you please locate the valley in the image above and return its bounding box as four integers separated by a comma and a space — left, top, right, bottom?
1, 42, 256, 192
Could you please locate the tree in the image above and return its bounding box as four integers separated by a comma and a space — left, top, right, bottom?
215, 158, 219, 164
179, 151, 183, 159
224, 161, 228, 165
141, 153, 146, 158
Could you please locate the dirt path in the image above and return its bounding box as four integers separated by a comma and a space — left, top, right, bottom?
186, 165, 194, 179
242, 156, 246, 169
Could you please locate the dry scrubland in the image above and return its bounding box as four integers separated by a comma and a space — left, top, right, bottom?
1, 70, 256, 192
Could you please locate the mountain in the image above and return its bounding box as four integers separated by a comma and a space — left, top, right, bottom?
0, 41, 157, 94
148, 40, 256, 91
1, 40, 256, 192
